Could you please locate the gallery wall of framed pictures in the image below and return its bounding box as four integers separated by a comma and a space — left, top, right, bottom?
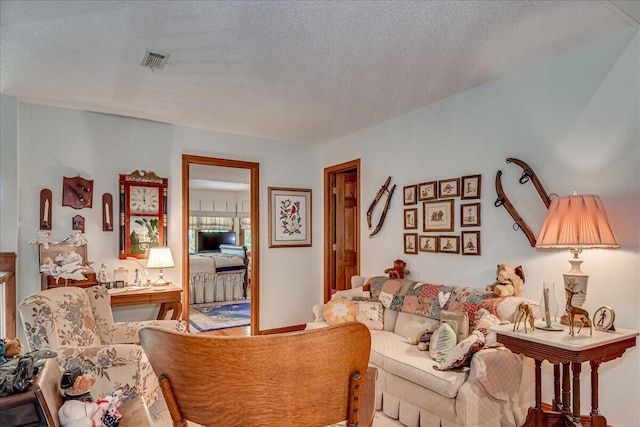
403, 174, 481, 256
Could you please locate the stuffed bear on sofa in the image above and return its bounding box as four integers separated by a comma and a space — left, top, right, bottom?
308, 275, 537, 427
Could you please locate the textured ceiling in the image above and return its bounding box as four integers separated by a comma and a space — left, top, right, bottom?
1, 1, 638, 144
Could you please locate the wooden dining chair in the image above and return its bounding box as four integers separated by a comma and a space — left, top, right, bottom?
139, 322, 375, 427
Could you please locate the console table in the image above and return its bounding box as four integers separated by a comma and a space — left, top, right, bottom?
109, 283, 183, 320
492, 323, 638, 427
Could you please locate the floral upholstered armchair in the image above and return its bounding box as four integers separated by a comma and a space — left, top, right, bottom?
18, 285, 183, 405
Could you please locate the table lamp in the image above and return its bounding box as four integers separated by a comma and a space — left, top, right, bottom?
536, 193, 619, 325
146, 247, 175, 285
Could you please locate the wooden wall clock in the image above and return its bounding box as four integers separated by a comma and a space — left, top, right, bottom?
119, 170, 168, 259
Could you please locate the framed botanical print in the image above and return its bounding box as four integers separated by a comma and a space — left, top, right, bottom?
439, 235, 460, 254
403, 185, 417, 205
461, 203, 481, 227
418, 181, 437, 201
461, 231, 481, 256
461, 174, 481, 199
438, 178, 460, 198
419, 235, 438, 253
423, 199, 454, 232
404, 208, 418, 229
404, 233, 418, 254
268, 187, 312, 248
119, 170, 168, 259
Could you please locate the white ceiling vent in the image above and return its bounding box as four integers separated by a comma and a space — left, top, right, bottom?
141, 50, 169, 70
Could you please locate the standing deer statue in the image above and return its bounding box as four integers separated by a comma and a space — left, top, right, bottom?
513, 302, 535, 333
565, 288, 592, 336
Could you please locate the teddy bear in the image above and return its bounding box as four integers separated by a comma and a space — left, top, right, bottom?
486, 264, 525, 297
1, 338, 24, 362
384, 259, 410, 279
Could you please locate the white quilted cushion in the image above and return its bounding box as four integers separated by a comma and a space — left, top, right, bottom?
370, 330, 468, 398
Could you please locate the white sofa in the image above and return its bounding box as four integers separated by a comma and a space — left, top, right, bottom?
308, 276, 536, 427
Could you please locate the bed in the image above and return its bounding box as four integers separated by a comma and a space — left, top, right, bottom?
189, 244, 248, 304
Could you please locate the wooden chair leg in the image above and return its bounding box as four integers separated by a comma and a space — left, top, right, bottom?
346, 371, 364, 427
159, 375, 187, 427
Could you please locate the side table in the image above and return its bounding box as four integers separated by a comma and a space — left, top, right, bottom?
109, 283, 183, 320
492, 323, 637, 427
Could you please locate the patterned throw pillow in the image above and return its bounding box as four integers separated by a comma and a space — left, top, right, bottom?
323, 297, 359, 325
440, 310, 470, 342
429, 322, 457, 362
436, 330, 485, 371
351, 298, 384, 322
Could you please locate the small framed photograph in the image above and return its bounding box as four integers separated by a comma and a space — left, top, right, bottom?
438, 178, 460, 198
403, 185, 417, 205
423, 199, 454, 232
460, 203, 481, 227
418, 181, 437, 201
461, 231, 481, 256
461, 174, 481, 199
404, 233, 418, 254
404, 208, 418, 229
438, 235, 460, 254
419, 235, 438, 253
268, 187, 312, 248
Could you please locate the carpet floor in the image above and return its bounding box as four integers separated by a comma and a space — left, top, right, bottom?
189, 300, 251, 332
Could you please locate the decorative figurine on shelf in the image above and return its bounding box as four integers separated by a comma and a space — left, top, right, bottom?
384, 259, 410, 279
565, 288, 592, 336
513, 302, 535, 333
98, 263, 110, 287
133, 269, 143, 286
61, 231, 88, 247
29, 230, 58, 249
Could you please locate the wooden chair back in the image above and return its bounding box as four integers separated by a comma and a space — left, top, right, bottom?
139, 322, 373, 427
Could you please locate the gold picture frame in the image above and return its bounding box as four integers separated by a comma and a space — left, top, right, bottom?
461, 203, 481, 227
418, 181, 437, 201
423, 199, 454, 232
404, 208, 418, 229
438, 178, 460, 198
403, 185, 417, 205
268, 187, 312, 248
461, 174, 481, 199
419, 235, 438, 253
404, 233, 418, 254
438, 235, 459, 254
461, 231, 481, 256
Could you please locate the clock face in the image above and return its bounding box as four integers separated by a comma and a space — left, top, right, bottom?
129, 186, 160, 214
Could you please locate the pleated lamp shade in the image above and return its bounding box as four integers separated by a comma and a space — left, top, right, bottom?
536, 194, 619, 249
536, 193, 619, 317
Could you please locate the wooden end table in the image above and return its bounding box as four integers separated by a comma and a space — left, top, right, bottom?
492, 323, 637, 427
109, 283, 183, 320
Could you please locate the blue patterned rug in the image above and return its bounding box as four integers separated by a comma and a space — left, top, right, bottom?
189, 301, 251, 332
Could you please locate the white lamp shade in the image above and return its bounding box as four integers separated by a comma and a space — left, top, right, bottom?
146, 247, 175, 269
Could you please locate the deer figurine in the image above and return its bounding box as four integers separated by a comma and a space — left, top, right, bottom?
513, 302, 535, 333
565, 288, 592, 336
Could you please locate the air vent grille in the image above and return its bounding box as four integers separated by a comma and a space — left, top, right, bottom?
141, 50, 169, 70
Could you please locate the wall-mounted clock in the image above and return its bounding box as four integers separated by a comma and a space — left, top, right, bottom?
119, 170, 168, 259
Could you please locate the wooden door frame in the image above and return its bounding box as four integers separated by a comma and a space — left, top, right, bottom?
182, 155, 260, 335
323, 159, 360, 302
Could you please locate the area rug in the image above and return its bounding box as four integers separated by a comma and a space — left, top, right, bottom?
189, 300, 251, 332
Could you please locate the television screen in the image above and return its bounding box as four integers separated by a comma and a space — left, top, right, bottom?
197, 231, 236, 252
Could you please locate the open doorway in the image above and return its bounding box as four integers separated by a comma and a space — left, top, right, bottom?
182, 155, 260, 334
323, 159, 360, 301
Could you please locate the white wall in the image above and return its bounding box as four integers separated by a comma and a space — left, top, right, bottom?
0, 95, 19, 253
10, 105, 321, 332
321, 31, 640, 425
